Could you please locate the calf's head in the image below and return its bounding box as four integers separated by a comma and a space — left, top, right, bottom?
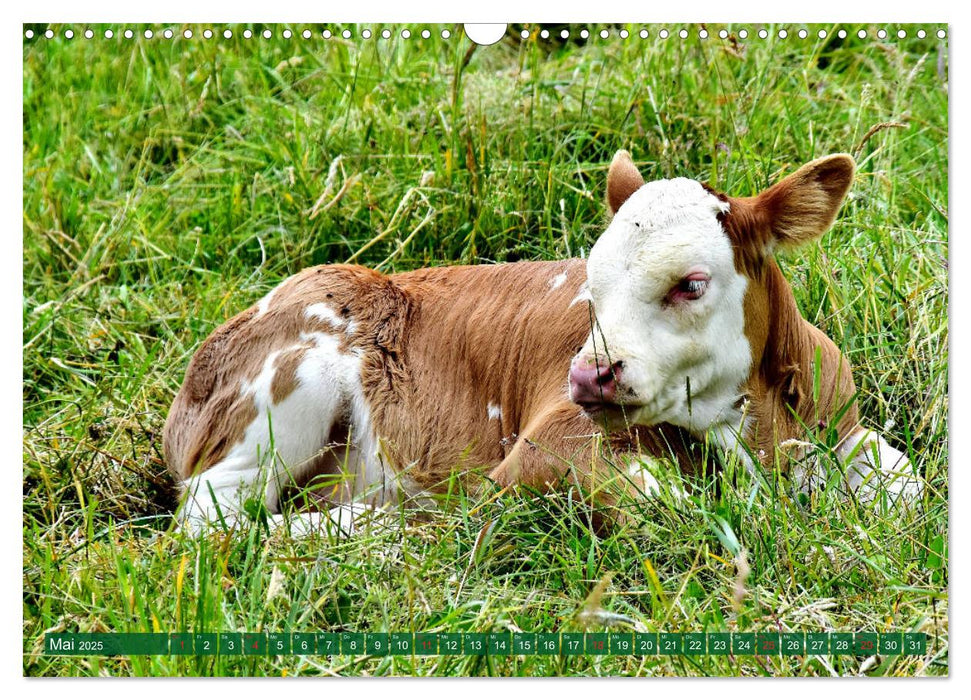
570, 150, 856, 434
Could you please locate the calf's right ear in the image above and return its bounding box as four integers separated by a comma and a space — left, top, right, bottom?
606, 150, 645, 216
756, 153, 856, 250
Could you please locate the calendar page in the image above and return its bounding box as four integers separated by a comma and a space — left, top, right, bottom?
22, 15, 949, 679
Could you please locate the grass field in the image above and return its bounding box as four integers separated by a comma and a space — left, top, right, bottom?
22, 23, 948, 676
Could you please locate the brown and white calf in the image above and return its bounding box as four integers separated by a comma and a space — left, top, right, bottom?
164, 152, 920, 535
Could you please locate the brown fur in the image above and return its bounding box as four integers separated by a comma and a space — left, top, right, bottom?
606, 150, 646, 216
365, 260, 706, 505
164, 265, 410, 480
718, 155, 860, 468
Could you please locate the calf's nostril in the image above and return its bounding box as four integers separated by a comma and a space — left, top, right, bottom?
594, 361, 622, 384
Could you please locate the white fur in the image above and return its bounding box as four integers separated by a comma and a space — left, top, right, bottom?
782, 430, 922, 504
549, 271, 568, 290
569, 282, 592, 308
626, 460, 662, 495
487, 402, 502, 421
255, 286, 279, 317
624, 458, 686, 500
708, 412, 757, 474
305, 303, 348, 329
836, 430, 922, 501
577, 178, 750, 434
178, 328, 421, 537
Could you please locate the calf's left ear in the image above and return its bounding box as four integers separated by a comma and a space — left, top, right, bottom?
756, 154, 856, 249
606, 150, 646, 216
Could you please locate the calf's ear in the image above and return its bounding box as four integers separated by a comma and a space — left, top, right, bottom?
756, 154, 856, 249
606, 150, 645, 216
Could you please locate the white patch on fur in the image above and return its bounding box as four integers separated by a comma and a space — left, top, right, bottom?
577, 178, 749, 433
626, 460, 662, 495
785, 430, 922, 506
624, 458, 686, 500
836, 429, 922, 501
240, 350, 284, 410
305, 302, 348, 330
549, 271, 568, 290
487, 402, 502, 421
708, 411, 756, 474
178, 329, 423, 537
569, 282, 593, 307
255, 286, 279, 318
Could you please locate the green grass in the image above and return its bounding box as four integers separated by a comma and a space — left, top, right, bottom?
23, 23, 948, 676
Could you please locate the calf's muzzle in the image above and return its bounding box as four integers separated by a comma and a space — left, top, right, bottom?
569, 356, 623, 406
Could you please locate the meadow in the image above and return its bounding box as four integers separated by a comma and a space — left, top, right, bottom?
22, 23, 948, 676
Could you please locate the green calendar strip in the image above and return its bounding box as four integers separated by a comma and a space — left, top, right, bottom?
43, 631, 929, 657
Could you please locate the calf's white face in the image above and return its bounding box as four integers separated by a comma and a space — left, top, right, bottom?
571, 154, 751, 433
573, 173, 751, 432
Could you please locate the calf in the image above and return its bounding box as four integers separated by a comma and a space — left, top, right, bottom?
164, 152, 920, 535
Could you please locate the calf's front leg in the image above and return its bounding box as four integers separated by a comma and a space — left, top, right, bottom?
486, 402, 695, 527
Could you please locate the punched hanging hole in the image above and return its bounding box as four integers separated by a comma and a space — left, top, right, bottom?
463, 24, 506, 45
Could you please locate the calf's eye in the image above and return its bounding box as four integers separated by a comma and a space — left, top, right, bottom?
667, 272, 711, 303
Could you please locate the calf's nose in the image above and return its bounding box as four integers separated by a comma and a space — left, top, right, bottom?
569, 357, 622, 405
